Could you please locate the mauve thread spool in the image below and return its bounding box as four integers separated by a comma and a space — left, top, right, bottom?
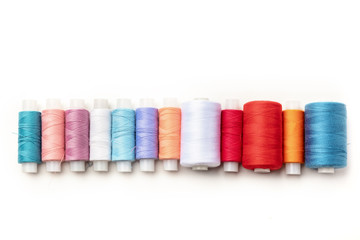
242, 101, 283, 173
65, 99, 90, 172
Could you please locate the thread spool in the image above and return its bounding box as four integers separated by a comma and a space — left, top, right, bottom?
90, 99, 111, 172
42, 99, 65, 173
242, 101, 283, 173
18, 100, 41, 173
221, 99, 243, 173
283, 101, 304, 175
180, 98, 221, 171
65, 99, 90, 172
136, 98, 159, 172
112, 98, 136, 173
305, 102, 347, 174
159, 98, 181, 171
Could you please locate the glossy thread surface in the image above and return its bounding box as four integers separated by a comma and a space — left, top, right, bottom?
305, 102, 347, 169
159, 107, 181, 160
112, 108, 136, 161
242, 101, 283, 170
18, 111, 42, 164
65, 109, 90, 161
221, 109, 243, 163
136, 108, 159, 159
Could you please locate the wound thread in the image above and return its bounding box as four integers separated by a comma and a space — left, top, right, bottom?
41, 109, 65, 161
242, 101, 283, 171
159, 107, 181, 160
221, 109, 243, 163
18, 111, 42, 164
135, 107, 159, 160
112, 108, 136, 161
305, 102, 347, 169
283, 109, 304, 164
65, 109, 90, 161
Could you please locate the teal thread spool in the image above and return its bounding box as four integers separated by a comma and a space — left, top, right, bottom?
305, 102, 347, 174
18, 100, 42, 173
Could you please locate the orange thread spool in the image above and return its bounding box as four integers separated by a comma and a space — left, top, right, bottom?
283, 109, 304, 166
159, 105, 181, 170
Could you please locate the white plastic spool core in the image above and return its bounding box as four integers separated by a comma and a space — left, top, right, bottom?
22, 100, 39, 173
163, 98, 179, 108
139, 98, 156, 108
285, 100, 303, 175
224, 99, 242, 110
139, 98, 157, 172
94, 99, 108, 109
192, 166, 209, 171
117, 98, 132, 109
69, 99, 86, 109
93, 161, 109, 172
68, 99, 87, 172
223, 162, 239, 172
46, 99, 62, 109
163, 159, 178, 171
286, 163, 301, 175
70, 161, 86, 172
46, 161, 61, 173
22, 162, 38, 173
116, 161, 132, 172
254, 168, 271, 173
140, 159, 155, 172
318, 167, 335, 174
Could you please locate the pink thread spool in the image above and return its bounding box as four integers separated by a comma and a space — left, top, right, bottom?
42, 99, 65, 172
65, 99, 90, 172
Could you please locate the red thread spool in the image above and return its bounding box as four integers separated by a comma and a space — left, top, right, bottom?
242, 101, 283, 172
221, 99, 243, 172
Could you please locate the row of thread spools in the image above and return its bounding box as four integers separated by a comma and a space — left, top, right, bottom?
18, 98, 347, 175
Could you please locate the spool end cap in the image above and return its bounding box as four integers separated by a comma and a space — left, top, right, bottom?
70, 161, 86, 172
318, 167, 335, 174
22, 162, 38, 173
192, 165, 209, 171
163, 159, 178, 171
140, 159, 155, 172
93, 160, 109, 172
286, 163, 301, 175
46, 161, 61, 172
254, 168, 270, 173
223, 162, 239, 172
116, 161, 132, 172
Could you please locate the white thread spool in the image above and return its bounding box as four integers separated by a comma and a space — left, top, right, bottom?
90, 99, 111, 172
138, 98, 157, 172
161, 97, 180, 172
284, 100, 303, 175
44, 99, 63, 173
68, 99, 87, 172
180, 98, 221, 171
115, 98, 134, 173
223, 99, 242, 173
21, 99, 39, 173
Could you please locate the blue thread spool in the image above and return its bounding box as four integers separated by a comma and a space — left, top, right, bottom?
18, 100, 42, 173
305, 102, 347, 174
112, 99, 136, 172
136, 98, 159, 172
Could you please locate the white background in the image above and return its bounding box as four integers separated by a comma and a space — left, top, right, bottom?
0, 1, 359, 239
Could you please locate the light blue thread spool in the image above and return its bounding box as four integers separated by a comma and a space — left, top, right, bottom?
18, 100, 42, 173
112, 99, 136, 172
305, 102, 347, 174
